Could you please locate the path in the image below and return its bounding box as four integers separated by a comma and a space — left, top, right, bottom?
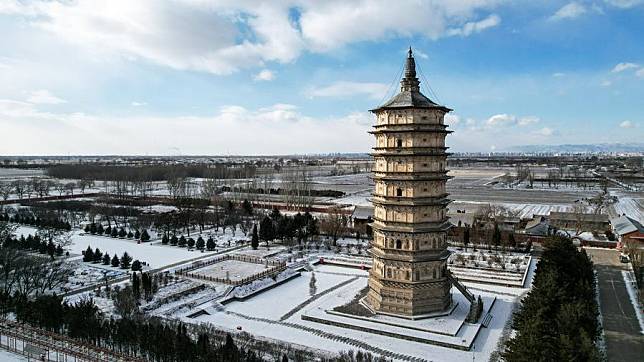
586, 248, 644, 362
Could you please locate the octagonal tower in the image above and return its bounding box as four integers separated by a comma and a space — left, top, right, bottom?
364, 48, 453, 317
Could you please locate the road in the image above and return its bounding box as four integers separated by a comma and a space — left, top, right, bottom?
586, 248, 644, 362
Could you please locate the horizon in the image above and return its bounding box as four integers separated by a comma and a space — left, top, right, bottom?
1, 1, 643, 155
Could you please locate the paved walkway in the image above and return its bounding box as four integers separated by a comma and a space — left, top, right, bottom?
586, 248, 644, 362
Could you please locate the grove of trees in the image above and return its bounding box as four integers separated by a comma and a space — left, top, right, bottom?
503, 236, 601, 361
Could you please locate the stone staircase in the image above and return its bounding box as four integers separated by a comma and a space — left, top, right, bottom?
447, 270, 483, 323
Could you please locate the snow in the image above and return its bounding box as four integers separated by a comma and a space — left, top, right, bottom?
222, 270, 354, 320
622, 270, 644, 334
0, 349, 26, 361
609, 194, 644, 222
71, 231, 221, 269
186, 260, 519, 361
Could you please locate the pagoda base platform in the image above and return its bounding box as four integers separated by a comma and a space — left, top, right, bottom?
300, 279, 496, 351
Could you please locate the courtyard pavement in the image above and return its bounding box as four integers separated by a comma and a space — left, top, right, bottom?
586, 248, 644, 362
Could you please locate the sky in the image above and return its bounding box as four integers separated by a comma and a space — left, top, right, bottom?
0, 0, 642, 156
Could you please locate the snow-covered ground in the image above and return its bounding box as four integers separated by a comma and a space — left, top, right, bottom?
0, 349, 26, 362
184, 261, 523, 361
72, 232, 222, 268
622, 270, 644, 334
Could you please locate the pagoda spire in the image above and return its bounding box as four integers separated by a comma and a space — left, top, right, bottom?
401, 47, 420, 92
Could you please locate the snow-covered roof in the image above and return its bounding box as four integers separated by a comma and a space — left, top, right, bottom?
549, 211, 609, 223
612, 215, 644, 236
352, 206, 374, 220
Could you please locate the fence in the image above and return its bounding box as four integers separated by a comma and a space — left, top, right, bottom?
175, 254, 286, 286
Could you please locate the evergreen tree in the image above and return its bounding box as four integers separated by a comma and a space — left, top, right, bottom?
47, 241, 56, 258
131, 259, 142, 271
178, 235, 187, 247
132, 272, 141, 300
259, 216, 274, 245
134, 229, 141, 239
171, 235, 178, 246
84, 224, 90, 233
162, 234, 169, 245
140, 229, 150, 242
242, 199, 253, 215
187, 237, 195, 248
196, 236, 205, 250
97, 223, 104, 235
118, 228, 127, 238
111, 254, 120, 267
93, 248, 102, 263
102, 253, 110, 265
89, 223, 97, 234
55, 244, 64, 256
83, 246, 94, 262
127, 230, 134, 239
463, 226, 470, 251
492, 222, 501, 249
120, 252, 132, 269
251, 224, 259, 250
111, 227, 118, 238
206, 237, 216, 251
105, 225, 111, 235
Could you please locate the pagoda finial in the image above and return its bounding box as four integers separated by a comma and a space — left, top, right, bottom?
402, 47, 419, 91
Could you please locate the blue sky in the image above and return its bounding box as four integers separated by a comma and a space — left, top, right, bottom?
0, 0, 642, 155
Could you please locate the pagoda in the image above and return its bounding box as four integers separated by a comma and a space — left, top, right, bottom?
364, 48, 454, 317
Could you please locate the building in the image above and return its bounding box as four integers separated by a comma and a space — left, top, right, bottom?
613, 215, 644, 264
548, 211, 610, 233
364, 48, 454, 316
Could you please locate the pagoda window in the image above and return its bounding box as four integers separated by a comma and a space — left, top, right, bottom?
396, 188, 403, 197
396, 138, 403, 147
396, 239, 402, 249
432, 269, 437, 279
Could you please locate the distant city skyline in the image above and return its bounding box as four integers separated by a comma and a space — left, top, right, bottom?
0, 0, 643, 155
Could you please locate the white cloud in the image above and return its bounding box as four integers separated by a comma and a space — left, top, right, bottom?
550, 2, 587, 20
486, 113, 516, 127
552, 72, 566, 77
131, 101, 147, 107
307, 81, 389, 100
518, 116, 540, 126
26, 89, 66, 104
637, 68, 644, 78
604, 0, 643, 8
299, 1, 500, 51
254, 69, 275, 81
612, 62, 639, 72
619, 120, 637, 128
0, 100, 373, 155
444, 114, 460, 127
3, 0, 502, 75
484, 114, 539, 128
447, 14, 501, 37
601, 80, 612, 87
412, 49, 429, 59
533, 127, 555, 136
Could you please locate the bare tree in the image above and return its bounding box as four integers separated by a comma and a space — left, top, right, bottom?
12, 180, 26, 199
319, 207, 349, 246
0, 182, 12, 205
